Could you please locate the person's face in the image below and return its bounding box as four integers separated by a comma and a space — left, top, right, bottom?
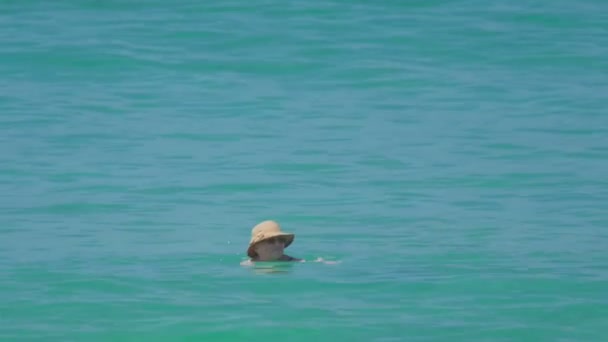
254, 237, 286, 261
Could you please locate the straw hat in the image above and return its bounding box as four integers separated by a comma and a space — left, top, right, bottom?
247, 220, 295, 258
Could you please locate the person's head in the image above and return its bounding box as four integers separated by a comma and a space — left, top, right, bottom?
247, 220, 294, 261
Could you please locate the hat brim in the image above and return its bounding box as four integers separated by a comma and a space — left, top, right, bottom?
247, 233, 294, 258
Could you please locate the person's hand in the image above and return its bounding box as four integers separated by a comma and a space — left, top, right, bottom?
314, 257, 340, 264
240, 259, 254, 266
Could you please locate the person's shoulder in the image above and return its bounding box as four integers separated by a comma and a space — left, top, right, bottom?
281, 255, 303, 262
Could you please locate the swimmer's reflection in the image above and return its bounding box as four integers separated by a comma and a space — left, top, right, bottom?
249, 261, 296, 275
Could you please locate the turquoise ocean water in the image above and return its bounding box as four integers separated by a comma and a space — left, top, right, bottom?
1, 1, 607, 341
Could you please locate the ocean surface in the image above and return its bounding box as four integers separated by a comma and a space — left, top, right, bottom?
1, 1, 607, 341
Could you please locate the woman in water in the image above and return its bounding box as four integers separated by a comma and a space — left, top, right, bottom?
245, 220, 301, 263
242, 220, 339, 265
